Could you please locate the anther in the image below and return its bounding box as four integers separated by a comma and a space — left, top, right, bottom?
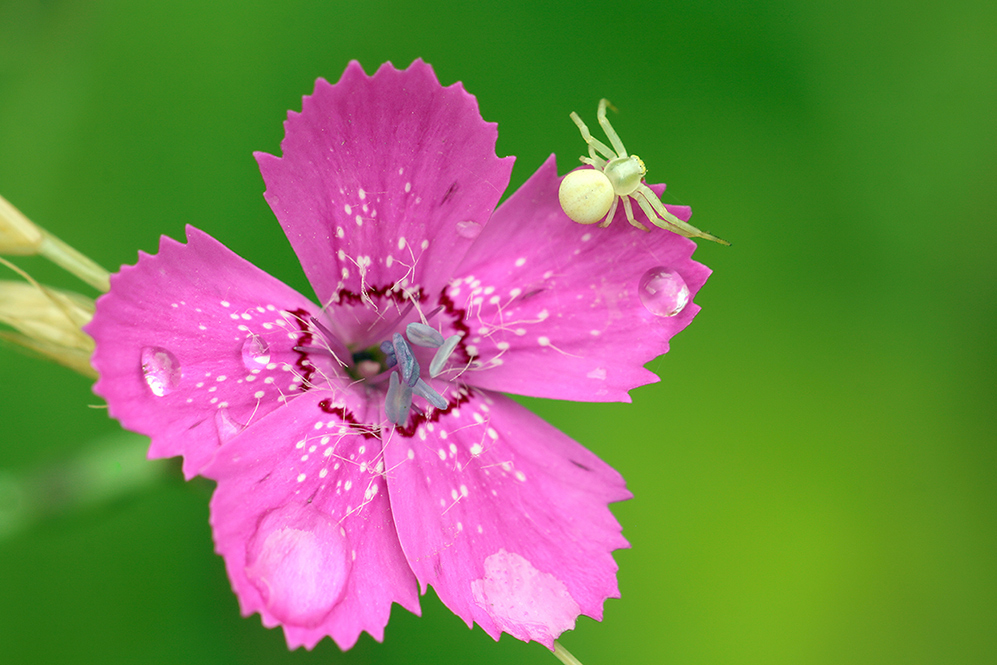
385, 372, 413, 425
405, 322, 445, 348
392, 333, 420, 387
429, 334, 463, 377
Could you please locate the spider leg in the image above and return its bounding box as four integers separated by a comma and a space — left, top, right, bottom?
570, 111, 617, 161
621, 195, 649, 231
635, 184, 730, 245
598, 195, 620, 228
597, 99, 628, 157
579, 156, 607, 170
633, 189, 668, 233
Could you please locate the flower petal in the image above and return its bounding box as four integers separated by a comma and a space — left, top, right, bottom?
450, 155, 711, 402
383, 390, 629, 647
87, 226, 322, 478
256, 60, 514, 335
203, 390, 421, 650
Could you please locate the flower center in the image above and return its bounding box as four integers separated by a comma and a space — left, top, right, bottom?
381, 325, 460, 425
288, 286, 467, 431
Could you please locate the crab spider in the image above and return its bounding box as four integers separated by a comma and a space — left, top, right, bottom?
558, 98, 729, 245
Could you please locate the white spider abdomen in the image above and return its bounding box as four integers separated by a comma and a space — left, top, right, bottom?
558, 169, 615, 224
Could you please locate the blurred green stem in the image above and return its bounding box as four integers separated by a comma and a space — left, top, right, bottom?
0, 432, 166, 540
37, 230, 110, 293
0, 193, 110, 292
552, 641, 583, 665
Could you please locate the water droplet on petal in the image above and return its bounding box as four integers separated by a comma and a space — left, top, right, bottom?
245, 503, 352, 627
241, 333, 271, 368
140, 346, 181, 396
456, 220, 482, 239
638, 267, 690, 317
214, 408, 244, 445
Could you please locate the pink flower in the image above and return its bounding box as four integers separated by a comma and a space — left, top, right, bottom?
86, 61, 710, 651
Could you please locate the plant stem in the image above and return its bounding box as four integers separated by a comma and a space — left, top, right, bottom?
38, 230, 110, 292
552, 641, 584, 665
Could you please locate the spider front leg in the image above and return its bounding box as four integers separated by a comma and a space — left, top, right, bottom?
569, 111, 617, 163
634, 184, 730, 245
596, 99, 628, 157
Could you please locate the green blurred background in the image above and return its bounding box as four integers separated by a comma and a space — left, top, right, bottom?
1, 0, 994, 663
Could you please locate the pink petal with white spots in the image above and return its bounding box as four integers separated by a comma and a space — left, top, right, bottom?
203, 391, 421, 650
87, 226, 323, 479
450, 156, 711, 402
383, 390, 629, 647
256, 60, 514, 340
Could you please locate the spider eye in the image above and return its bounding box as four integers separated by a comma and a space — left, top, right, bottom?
558, 169, 615, 225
